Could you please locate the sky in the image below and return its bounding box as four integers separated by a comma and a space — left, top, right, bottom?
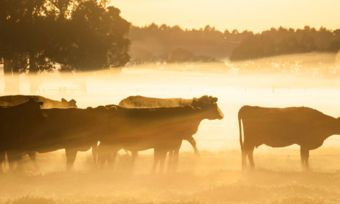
109, 0, 340, 32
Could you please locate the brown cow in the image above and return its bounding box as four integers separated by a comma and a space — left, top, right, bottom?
0, 99, 44, 172
119, 95, 199, 155
99, 96, 224, 173
238, 105, 340, 170
119, 95, 192, 108
0, 95, 77, 170
0, 95, 76, 109
17, 106, 109, 170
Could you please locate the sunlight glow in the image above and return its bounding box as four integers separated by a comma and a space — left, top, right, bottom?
110, 0, 340, 31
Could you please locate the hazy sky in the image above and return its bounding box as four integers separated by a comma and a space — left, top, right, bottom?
109, 0, 340, 32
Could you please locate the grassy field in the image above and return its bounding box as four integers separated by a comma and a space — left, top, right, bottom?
1, 149, 340, 204
1, 53, 340, 203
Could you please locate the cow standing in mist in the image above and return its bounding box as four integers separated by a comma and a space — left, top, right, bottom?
0, 99, 45, 172
19, 106, 110, 170
238, 105, 340, 170
99, 96, 224, 173
119, 95, 199, 155
0, 95, 77, 170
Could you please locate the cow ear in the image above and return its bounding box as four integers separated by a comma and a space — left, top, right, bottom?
212, 97, 218, 103
69, 99, 77, 106
192, 98, 199, 107
61, 98, 67, 103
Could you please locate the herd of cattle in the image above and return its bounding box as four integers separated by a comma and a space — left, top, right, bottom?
0, 95, 223, 173
0, 94, 340, 172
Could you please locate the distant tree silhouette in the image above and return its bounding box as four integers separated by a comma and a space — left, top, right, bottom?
128, 24, 252, 63
230, 26, 340, 61
128, 24, 340, 64
0, 0, 130, 74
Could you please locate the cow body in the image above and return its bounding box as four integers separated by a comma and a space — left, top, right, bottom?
0, 95, 77, 170
100, 96, 223, 172
119, 96, 201, 155
238, 105, 340, 170
0, 99, 44, 172
0, 95, 76, 109
119, 96, 192, 108
21, 107, 110, 169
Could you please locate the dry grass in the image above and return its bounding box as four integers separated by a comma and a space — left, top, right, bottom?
1, 149, 340, 204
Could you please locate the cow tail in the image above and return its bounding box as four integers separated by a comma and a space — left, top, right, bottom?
238, 111, 244, 151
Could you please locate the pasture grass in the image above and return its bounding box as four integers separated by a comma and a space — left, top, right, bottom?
1, 149, 340, 203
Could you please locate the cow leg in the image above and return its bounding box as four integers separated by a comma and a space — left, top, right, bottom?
186, 136, 199, 156
300, 147, 305, 167
97, 144, 117, 168
241, 149, 247, 170
152, 149, 167, 174
246, 146, 255, 169
65, 149, 77, 170
169, 140, 182, 172
158, 150, 167, 174
300, 147, 309, 170
152, 149, 160, 173
107, 149, 118, 169
0, 151, 5, 173
97, 144, 108, 168
131, 151, 138, 167
28, 151, 36, 161
171, 148, 180, 172
7, 151, 15, 171
28, 151, 39, 170
168, 140, 183, 173
305, 150, 310, 170
91, 144, 99, 165
167, 150, 174, 172
7, 151, 21, 171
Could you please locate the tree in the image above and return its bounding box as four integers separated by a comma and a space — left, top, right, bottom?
48, 1, 130, 71
0, 0, 130, 74
230, 26, 340, 61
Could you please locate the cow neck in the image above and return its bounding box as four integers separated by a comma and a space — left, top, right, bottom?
333, 118, 340, 136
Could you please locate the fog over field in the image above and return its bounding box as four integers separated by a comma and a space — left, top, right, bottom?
2, 53, 340, 203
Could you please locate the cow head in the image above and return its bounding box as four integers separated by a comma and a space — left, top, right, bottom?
61, 98, 77, 108
192, 95, 224, 120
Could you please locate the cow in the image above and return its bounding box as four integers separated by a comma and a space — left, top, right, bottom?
19, 106, 110, 170
119, 96, 200, 155
238, 105, 340, 170
0, 95, 77, 109
0, 99, 45, 172
99, 95, 224, 173
119, 95, 192, 108
0, 95, 77, 170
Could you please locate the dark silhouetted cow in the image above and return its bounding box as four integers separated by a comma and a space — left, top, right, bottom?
119, 95, 199, 155
0, 95, 77, 109
0, 95, 77, 170
20, 106, 110, 170
238, 105, 340, 170
0, 99, 44, 172
100, 96, 224, 173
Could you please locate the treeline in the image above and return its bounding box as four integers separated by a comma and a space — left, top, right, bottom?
129, 24, 252, 63
230, 26, 340, 61
129, 25, 340, 63
3, 1, 340, 73
0, 0, 130, 74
